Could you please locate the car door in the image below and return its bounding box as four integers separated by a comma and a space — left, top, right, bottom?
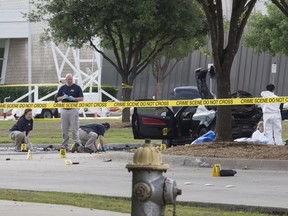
175, 106, 216, 140
175, 106, 200, 138
132, 106, 176, 139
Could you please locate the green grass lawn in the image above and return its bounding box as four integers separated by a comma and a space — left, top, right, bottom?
0, 189, 272, 216
1, 118, 288, 145
0, 118, 144, 145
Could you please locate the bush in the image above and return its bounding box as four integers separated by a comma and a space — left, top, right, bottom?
0, 85, 118, 103
0, 86, 58, 102
0, 86, 29, 102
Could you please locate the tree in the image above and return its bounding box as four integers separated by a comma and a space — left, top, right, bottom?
150, 37, 208, 99
244, 2, 288, 55
28, 0, 207, 122
271, 0, 288, 17
195, 0, 257, 141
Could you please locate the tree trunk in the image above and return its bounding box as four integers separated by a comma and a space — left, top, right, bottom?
155, 81, 162, 99
121, 87, 132, 123
152, 57, 172, 100
195, 0, 257, 142
155, 71, 164, 99
215, 59, 234, 141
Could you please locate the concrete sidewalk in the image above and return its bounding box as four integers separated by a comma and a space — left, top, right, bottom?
0, 150, 288, 215
0, 200, 129, 216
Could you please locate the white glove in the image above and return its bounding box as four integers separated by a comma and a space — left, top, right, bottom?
67, 96, 76, 101
25, 137, 31, 150
63, 94, 69, 99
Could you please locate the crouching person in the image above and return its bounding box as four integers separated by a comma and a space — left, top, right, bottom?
72, 122, 110, 153
9, 109, 33, 151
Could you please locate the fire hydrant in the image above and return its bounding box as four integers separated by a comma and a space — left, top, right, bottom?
126, 139, 182, 216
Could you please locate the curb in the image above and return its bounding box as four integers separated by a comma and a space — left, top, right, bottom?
97, 151, 288, 171
1, 143, 288, 171
161, 154, 288, 171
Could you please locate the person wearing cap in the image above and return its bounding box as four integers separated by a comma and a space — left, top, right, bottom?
72, 122, 110, 153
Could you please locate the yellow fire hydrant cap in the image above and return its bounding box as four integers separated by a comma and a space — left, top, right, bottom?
126, 143, 169, 171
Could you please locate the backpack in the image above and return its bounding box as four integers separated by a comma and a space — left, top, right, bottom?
220, 169, 237, 177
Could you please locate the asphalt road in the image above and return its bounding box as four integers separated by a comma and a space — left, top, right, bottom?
0, 150, 288, 214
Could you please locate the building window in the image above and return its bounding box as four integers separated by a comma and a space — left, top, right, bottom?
0, 39, 9, 84
0, 40, 4, 82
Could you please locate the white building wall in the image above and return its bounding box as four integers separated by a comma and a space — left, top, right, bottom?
222, 0, 268, 18
0, 0, 29, 39
1, 0, 63, 84
1, 0, 96, 84
5, 38, 28, 83
254, 0, 268, 14
0, 9, 29, 38
0, 0, 28, 9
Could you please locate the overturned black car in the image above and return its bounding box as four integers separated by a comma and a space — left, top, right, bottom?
132, 68, 262, 147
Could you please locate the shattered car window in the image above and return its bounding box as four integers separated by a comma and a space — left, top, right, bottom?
137, 107, 169, 116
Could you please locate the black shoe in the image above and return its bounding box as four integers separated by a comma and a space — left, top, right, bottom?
83, 147, 94, 154
78, 146, 93, 154
71, 143, 80, 153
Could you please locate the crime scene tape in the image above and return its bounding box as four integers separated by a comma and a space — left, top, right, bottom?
121, 83, 133, 89
0, 97, 288, 109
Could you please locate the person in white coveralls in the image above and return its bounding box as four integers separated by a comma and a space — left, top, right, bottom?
251, 121, 268, 144
260, 84, 283, 145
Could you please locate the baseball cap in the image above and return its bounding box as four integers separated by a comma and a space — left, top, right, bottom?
102, 122, 110, 129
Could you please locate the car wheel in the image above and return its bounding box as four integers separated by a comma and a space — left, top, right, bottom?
41, 109, 53, 118
53, 109, 59, 118
199, 127, 208, 137
163, 139, 173, 148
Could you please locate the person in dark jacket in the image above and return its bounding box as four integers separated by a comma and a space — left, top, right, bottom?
56, 73, 84, 151
72, 122, 110, 153
9, 108, 33, 151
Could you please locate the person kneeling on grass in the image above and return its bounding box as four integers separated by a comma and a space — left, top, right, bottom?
9, 108, 33, 151
71, 122, 110, 153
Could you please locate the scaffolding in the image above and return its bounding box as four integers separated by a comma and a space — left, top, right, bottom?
6, 39, 119, 118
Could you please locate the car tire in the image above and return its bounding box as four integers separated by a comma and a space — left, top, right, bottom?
41, 109, 53, 118
163, 139, 173, 148
199, 127, 208, 137
53, 109, 59, 118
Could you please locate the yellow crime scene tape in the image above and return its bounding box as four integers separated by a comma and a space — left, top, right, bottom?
0, 97, 288, 109
121, 83, 133, 89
